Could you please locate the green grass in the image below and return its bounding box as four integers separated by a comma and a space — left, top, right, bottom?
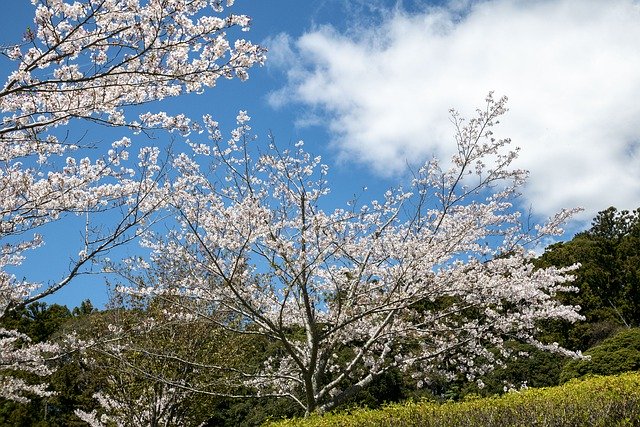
267, 372, 640, 426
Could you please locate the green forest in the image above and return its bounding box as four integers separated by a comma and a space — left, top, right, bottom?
2, 206, 639, 426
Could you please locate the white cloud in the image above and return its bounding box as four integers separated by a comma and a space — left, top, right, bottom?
269, 0, 640, 220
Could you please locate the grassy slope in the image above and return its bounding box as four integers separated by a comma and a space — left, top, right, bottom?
268, 372, 640, 427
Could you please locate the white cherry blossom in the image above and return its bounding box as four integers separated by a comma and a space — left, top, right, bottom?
0, 0, 263, 403
119, 94, 583, 414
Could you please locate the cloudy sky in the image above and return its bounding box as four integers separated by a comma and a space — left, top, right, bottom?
4, 0, 637, 221
2, 0, 639, 306
263, 0, 640, 221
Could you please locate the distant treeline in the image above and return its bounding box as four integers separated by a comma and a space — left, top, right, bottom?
2, 207, 639, 426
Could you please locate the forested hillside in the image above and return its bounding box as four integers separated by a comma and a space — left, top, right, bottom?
2, 207, 638, 426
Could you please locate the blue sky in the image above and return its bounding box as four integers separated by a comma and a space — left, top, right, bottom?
2, 0, 639, 308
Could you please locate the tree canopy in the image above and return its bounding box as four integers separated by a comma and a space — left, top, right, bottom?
1, 0, 637, 424
538, 207, 640, 349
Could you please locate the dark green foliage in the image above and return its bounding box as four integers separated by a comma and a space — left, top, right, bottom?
349, 369, 406, 408
0, 302, 71, 343
0, 300, 100, 426
560, 328, 640, 383
537, 207, 640, 350
204, 396, 303, 427
0, 358, 105, 426
71, 300, 96, 317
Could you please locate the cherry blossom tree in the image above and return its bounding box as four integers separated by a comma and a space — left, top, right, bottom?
75, 388, 191, 427
117, 94, 584, 414
71, 295, 253, 426
0, 0, 264, 403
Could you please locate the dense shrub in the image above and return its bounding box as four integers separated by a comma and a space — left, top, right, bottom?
268, 372, 640, 427
560, 328, 640, 383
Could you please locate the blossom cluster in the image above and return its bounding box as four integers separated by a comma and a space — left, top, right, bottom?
0, 0, 263, 403
118, 95, 584, 414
